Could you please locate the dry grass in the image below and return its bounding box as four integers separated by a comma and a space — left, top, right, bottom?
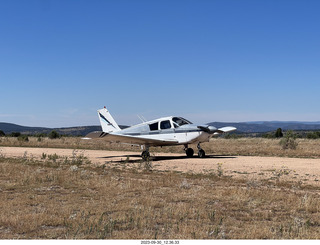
1, 137, 320, 239
199, 138, 320, 158
1, 152, 320, 239
1, 136, 320, 158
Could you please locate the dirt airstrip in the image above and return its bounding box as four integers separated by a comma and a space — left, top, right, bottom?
1, 146, 320, 186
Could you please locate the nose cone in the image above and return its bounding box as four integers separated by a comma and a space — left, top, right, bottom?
197, 125, 217, 133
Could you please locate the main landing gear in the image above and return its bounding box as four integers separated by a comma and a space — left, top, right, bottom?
184, 143, 206, 158
185, 147, 194, 157
140, 144, 206, 160
141, 150, 150, 160
141, 145, 150, 161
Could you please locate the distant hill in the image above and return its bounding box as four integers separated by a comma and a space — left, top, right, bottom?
0, 122, 102, 136
208, 121, 320, 133
1, 121, 320, 136
0, 123, 49, 134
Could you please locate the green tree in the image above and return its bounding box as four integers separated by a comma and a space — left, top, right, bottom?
48, 130, 60, 139
275, 128, 283, 138
0, 130, 5, 137
10, 132, 21, 137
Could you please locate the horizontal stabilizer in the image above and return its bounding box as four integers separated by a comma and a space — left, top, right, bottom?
83, 131, 104, 139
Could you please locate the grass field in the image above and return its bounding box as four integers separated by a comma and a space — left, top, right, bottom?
1, 136, 320, 158
1, 137, 320, 239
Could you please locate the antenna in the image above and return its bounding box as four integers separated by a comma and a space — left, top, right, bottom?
141, 115, 147, 122
137, 115, 146, 123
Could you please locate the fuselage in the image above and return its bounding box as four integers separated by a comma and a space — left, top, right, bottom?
113, 116, 211, 146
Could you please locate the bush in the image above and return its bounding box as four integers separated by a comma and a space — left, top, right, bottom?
262, 132, 276, 139
306, 131, 320, 139
35, 133, 48, 137
224, 133, 242, 139
18, 135, 29, 142
10, 132, 21, 137
279, 130, 298, 150
48, 130, 60, 139
0, 130, 5, 137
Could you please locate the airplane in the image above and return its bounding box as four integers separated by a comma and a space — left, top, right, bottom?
85, 106, 236, 160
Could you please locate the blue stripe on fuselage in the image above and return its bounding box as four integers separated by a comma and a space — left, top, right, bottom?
124, 129, 201, 136
99, 113, 115, 128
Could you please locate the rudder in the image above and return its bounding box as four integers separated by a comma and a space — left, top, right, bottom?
98, 107, 121, 133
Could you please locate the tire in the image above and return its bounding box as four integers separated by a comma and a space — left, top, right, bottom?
141, 151, 150, 160
186, 148, 194, 157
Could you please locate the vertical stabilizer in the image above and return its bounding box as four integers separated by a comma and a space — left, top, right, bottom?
98, 107, 121, 133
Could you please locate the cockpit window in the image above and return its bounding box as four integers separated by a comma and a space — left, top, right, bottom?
149, 122, 159, 131
172, 117, 192, 127
160, 120, 172, 130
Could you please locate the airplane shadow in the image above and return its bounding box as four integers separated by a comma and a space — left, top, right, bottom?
98, 154, 236, 163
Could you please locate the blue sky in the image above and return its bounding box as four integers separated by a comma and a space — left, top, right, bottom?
1, 0, 320, 127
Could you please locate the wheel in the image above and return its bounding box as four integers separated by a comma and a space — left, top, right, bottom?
141, 151, 150, 160
185, 148, 194, 157
198, 149, 205, 158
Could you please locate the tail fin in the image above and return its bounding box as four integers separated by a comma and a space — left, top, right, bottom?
97, 107, 121, 133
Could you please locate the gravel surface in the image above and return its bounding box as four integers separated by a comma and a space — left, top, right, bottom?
2, 146, 320, 186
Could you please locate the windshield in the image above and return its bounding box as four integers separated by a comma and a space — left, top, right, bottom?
172, 117, 192, 127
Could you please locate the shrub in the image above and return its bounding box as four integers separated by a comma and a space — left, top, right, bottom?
279, 130, 298, 150
18, 135, 29, 142
0, 130, 5, 137
35, 133, 48, 137
10, 132, 21, 137
306, 131, 320, 139
48, 130, 60, 139
262, 132, 276, 139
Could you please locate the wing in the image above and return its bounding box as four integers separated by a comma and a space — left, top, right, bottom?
84, 131, 178, 146
213, 126, 237, 135
197, 125, 237, 135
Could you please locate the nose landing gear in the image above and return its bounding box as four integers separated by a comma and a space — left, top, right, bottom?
184, 144, 206, 158
197, 143, 206, 158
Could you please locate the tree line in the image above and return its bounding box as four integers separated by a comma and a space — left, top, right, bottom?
0, 130, 61, 141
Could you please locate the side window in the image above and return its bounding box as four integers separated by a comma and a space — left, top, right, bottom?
149, 122, 159, 131
160, 120, 171, 130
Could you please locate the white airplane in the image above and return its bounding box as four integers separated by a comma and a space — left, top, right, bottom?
85, 107, 236, 159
